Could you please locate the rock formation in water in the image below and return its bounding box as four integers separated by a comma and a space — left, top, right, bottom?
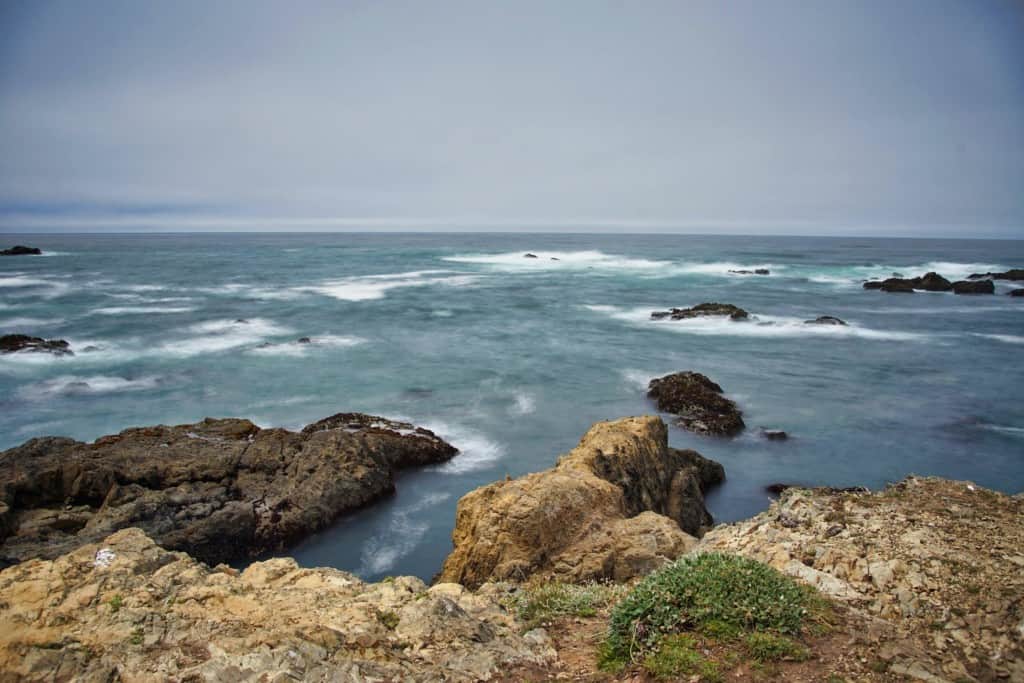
647, 371, 745, 436
967, 268, 1024, 281
805, 315, 847, 325
0, 245, 42, 255
728, 268, 770, 275
0, 334, 73, 356
438, 416, 724, 588
863, 271, 952, 293
952, 279, 995, 295
0, 413, 457, 567
650, 302, 749, 321
0, 528, 556, 682
1010, 288, 1024, 297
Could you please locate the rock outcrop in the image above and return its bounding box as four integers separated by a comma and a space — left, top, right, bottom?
967, 268, 1024, 281
697, 477, 1024, 682
0, 245, 41, 256
0, 334, 72, 356
952, 279, 995, 295
650, 302, 748, 321
0, 413, 457, 566
1010, 288, 1024, 297
863, 272, 952, 293
805, 316, 846, 326
647, 371, 745, 436
0, 528, 556, 682
438, 416, 724, 588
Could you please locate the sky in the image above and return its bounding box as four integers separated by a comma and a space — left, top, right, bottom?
1, 0, 1022, 236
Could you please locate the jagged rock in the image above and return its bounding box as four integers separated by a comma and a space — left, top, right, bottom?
647, 371, 745, 436
967, 269, 1024, 281
0, 334, 72, 356
438, 416, 724, 587
805, 316, 847, 326
0, 528, 557, 682
863, 272, 952, 293
914, 272, 953, 291
952, 279, 994, 295
651, 302, 749, 321
0, 413, 457, 566
0, 245, 41, 255
698, 477, 1024, 681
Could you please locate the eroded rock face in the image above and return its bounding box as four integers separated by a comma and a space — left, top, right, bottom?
647, 371, 745, 436
952, 279, 995, 295
438, 416, 723, 588
650, 302, 749, 321
0, 245, 41, 255
697, 477, 1024, 682
0, 528, 556, 682
0, 334, 72, 356
0, 413, 457, 566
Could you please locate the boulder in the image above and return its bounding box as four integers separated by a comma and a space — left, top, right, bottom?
0, 413, 457, 566
650, 302, 749, 321
438, 416, 724, 587
646, 371, 745, 436
0, 528, 557, 682
0, 334, 72, 356
0, 245, 41, 256
952, 279, 994, 295
805, 316, 846, 326
863, 272, 952, 293
863, 278, 915, 293
968, 269, 1024, 281
913, 272, 953, 291
761, 429, 789, 441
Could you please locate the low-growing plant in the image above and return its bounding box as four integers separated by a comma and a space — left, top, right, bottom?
744, 631, 810, 662
510, 580, 628, 629
643, 634, 721, 681
377, 610, 400, 630
108, 594, 123, 613
605, 553, 817, 661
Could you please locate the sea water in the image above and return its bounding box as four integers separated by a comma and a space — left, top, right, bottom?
1, 232, 1022, 581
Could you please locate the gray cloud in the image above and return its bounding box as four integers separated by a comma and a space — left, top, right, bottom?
1, 0, 1023, 236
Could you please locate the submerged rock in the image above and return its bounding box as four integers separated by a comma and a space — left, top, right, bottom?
647, 371, 745, 436
1009, 289, 1024, 297
728, 268, 770, 275
952, 279, 995, 295
0, 334, 72, 356
650, 302, 749, 321
0, 528, 557, 682
0, 413, 457, 566
805, 316, 847, 326
761, 428, 789, 440
0, 245, 41, 255
523, 253, 538, 258
438, 416, 724, 587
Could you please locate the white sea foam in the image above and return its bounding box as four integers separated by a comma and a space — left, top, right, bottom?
443, 250, 670, 270
422, 421, 505, 474
17, 374, 162, 400
120, 284, 168, 293
356, 492, 452, 575
509, 392, 536, 416
296, 270, 478, 301
981, 425, 1024, 436
157, 318, 293, 357
94, 306, 196, 315
248, 334, 365, 357
621, 369, 656, 391
972, 333, 1024, 345
0, 275, 70, 298
587, 305, 927, 341
0, 316, 65, 328
193, 283, 302, 301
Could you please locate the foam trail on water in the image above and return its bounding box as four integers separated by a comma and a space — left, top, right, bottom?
972, 333, 1024, 345
17, 375, 162, 400
422, 421, 505, 474
94, 306, 196, 315
509, 391, 536, 416
295, 270, 478, 301
158, 318, 294, 357
356, 492, 452, 575
248, 335, 365, 357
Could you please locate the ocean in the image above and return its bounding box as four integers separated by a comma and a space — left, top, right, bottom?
1, 232, 1022, 581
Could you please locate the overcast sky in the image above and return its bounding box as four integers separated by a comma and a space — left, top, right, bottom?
1, 1, 1022, 236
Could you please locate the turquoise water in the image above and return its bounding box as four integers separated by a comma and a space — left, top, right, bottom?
2, 233, 1023, 581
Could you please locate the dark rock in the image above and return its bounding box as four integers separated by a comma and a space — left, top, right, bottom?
778, 513, 801, 528
878, 278, 915, 293
234, 319, 249, 324
765, 483, 794, 496
863, 272, 952, 293
650, 302, 749, 321
728, 269, 769, 275
761, 429, 789, 441
1009, 289, 1024, 297
915, 272, 953, 291
550, 257, 560, 261
647, 371, 745, 436
952, 279, 995, 295
0, 245, 42, 256
296, 337, 312, 344
0, 334, 73, 356
862, 280, 884, 290
967, 269, 1024, 281
754, 268, 770, 275
825, 525, 845, 538
0, 413, 457, 566
805, 316, 847, 326
523, 253, 538, 258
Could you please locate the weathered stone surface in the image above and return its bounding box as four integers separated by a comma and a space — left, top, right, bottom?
697, 477, 1024, 681
0, 413, 457, 566
438, 416, 723, 588
0, 528, 556, 682
0, 245, 41, 256
647, 371, 745, 436
0, 334, 72, 356
650, 302, 749, 321
952, 279, 995, 294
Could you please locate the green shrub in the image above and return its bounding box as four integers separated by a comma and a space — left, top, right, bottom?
605, 553, 814, 660
744, 631, 810, 662
643, 634, 721, 681
108, 594, 123, 613
510, 581, 628, 629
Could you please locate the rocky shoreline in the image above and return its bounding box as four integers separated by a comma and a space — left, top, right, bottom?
0, 416, 1021, 681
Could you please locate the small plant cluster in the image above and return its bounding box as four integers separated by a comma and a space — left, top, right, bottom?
509, 580, 629, 629
600, 553, 821, 678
